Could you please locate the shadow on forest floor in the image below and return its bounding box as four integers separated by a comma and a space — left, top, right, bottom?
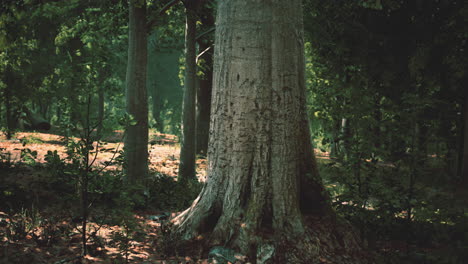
0, 131, 467, 263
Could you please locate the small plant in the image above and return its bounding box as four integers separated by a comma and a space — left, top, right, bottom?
19, 148, 37, 166
5, 207, 41, 242
19, 135, 43, 145
0, 148, 12, 169
110, 216, 143, 263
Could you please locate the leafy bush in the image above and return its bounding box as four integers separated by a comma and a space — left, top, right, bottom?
147, 173, 202, 210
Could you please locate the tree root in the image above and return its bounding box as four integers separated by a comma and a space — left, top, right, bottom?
172, 211, 373, 263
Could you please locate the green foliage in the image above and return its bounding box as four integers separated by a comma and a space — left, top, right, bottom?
147, 174, 202, 210
0, 0, 128, 135
304, 0, 467, 262
19, 135, 43, 145
109, 215, 143, 263
19, 148, 37, 166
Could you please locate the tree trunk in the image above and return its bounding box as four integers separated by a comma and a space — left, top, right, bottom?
340, 117, 350, 160
196, 40, 213, 156
147, 32, 165, 133
97, 85, 105, 137
124, 0, 149, 184
178, 3, 198, 181
460, 91, 468, 191
174, 1, 365, 262
330, 118, 341, 158
4, 86, 14, 139
152, 93, 164, 132
3, 65, 16, 139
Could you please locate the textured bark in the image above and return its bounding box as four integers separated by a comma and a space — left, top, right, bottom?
178, 4, 198, 181
124, 0, 149, 184
174, 1, 365, 262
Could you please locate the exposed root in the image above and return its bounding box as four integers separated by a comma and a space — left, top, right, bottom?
172, 210, 372, 263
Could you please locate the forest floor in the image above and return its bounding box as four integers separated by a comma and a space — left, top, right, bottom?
0, 131, 466, 263
0, 131, 209, 263
0, 131, 207, 180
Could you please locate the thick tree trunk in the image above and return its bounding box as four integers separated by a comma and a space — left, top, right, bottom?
196, 40, 213, 156
178, 3, 198, 181
124, 0, 149, 184
174, 1, 365, 262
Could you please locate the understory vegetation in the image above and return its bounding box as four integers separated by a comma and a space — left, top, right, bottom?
1, 0, 467, 263
1, 130, 466, 263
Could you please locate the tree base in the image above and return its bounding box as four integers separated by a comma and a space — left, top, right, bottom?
173, 213, 372, 264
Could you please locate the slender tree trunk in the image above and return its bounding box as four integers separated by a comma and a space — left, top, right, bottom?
4, 85, 13, 139
56, 103, 62, 125
460, 92, 468, 189
330, 118, 341, 158
0, 97, 2, 128
178, 3, 198, 181
196, 40, 213, 156
195, 6, 215, 156
174, 1, 364, 262
147, 32, 165, 133
340, 117, 350, 160
124, 0, 149, 184
97, 86, 104, 137
152, 95, 164, 132
373, 95, 382, 151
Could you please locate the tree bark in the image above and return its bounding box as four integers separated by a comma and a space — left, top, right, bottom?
124, 0, 149, 184
174, 1, 365, 262
178, 2, 198, 181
